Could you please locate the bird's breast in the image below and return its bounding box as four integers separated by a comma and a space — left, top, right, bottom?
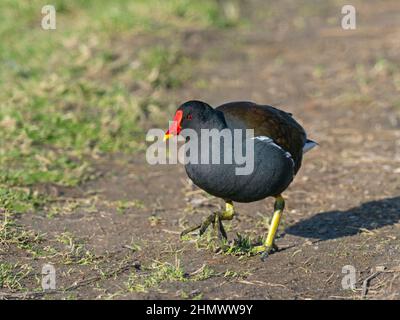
184, 136, 294, 202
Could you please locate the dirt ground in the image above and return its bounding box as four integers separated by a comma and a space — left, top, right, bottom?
2, 0, 400, 299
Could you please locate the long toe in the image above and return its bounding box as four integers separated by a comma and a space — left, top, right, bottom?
212, 213, 228, 242
218, 217, 228, 240
199, 213, 216, 236
180, 224, 202, 238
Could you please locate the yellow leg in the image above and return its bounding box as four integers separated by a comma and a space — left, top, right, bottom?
265, 195, 284, 247
221, 200, 235, 220
252, 195, 285, 260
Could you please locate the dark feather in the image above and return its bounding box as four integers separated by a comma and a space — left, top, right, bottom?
216, 101, 307, 174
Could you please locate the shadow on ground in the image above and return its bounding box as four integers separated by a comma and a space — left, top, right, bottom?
285, 197, 400, 240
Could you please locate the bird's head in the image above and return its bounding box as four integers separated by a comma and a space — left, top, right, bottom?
164, 100, 214, 141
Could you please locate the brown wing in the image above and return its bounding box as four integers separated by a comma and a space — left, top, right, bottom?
216, 101, 307, 174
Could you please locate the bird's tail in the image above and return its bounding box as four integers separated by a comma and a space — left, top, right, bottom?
303, 139, 318, 154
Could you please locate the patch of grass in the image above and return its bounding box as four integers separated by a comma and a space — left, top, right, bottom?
312, 64, 325, 79
44, 196, 144, 218
206, 0, 243, 28
0, 0, 237, 212
191, 292, 203, 300
123, 240, 142, 253
0, 215, 44, 254
0, 187, 46, 213
136, 46, 191, 90
126, 259, 216, 293
45, 199, 83, 219
0, 79, 145, 187
148, 215, 162, 226
56, 232, 98, 265
179, 290, 203, 300
222, 233, 263, 256
115, 200, 145, 214
223, 269, 251, 280
182, 220, 267, 257
0, 263, 32, 290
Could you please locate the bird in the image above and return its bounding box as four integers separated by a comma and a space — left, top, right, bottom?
164, 100, 317, 259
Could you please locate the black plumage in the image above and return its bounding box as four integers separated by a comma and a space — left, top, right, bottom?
164, 100, 317, 258
184, 128, 295, 203
170, 100, 308, 202
216, 101, 307, 174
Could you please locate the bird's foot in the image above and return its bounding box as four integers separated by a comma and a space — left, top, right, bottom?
251, 243, 279, 261
180, 211, 227, 241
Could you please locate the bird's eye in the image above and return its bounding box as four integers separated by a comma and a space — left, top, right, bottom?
186, 114, 193, 120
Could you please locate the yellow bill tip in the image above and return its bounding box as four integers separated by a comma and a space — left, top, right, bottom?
163, 133, 172, 142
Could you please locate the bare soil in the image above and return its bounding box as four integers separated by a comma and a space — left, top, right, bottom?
3, 0, 400, 299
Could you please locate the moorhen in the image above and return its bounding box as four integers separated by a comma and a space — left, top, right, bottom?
164, 100, 317, 259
